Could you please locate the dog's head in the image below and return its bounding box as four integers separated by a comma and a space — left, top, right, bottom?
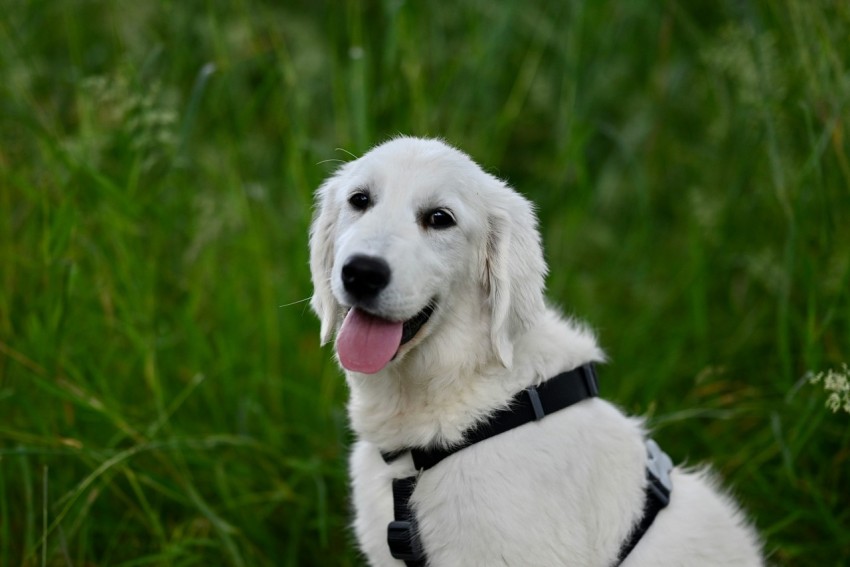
309, 137, 546, 372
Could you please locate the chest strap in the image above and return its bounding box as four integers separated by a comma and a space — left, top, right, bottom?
381, 363, 673, 567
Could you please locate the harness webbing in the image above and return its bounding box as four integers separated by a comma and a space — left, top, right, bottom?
387, 477, 425, 567
616, 469, 670, 563
380, 363, 673, 567
383, 363, 600, 473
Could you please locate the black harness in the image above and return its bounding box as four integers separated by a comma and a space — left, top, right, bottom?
380, 363, 673, 567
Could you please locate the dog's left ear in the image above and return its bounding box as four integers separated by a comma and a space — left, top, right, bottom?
309, 177, 342, 345
484, 185, 547, 368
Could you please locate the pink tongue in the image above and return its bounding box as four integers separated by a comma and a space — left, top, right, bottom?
337, 308, 403, 374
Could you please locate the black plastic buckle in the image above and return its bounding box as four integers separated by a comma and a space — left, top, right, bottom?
387, 520, 424, 561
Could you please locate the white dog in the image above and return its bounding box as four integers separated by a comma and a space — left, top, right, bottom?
309, 137, 763, 566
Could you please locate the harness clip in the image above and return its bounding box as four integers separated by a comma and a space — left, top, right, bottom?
645, 439, 673, 495
387, 520, 425, 561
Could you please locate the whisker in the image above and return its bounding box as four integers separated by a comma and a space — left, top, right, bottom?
335, 147, 359, 160
279, 297, 312, 309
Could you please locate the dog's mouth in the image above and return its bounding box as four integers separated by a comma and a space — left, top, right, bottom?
400, 302, 435, 346
336, 300, 436, 374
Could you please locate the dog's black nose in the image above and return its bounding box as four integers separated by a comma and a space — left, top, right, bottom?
342, 255, 391, 300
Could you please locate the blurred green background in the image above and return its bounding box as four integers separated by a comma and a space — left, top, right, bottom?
1, 1, 849, 565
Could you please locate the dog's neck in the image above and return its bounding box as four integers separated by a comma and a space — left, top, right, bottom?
344, 306, 605, 452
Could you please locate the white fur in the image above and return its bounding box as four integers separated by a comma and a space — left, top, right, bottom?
310, 137, 763, 566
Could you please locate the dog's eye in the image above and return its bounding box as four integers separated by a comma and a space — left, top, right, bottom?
348, 191, 371, 211
425, 208, 455, 229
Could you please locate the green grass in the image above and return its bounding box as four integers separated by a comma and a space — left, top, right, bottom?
1, 1, 848, 565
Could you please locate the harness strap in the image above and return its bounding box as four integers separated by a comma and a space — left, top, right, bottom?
383, 363, 673, 566
382, 363, 600, 471
386, 363, 600, 563
614, 471, 670, 564
387, 477, 425, 566
615, 439, 673, 565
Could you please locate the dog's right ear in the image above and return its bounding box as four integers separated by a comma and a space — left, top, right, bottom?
309, 177, 341, 345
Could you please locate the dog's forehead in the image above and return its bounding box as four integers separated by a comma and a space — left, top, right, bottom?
343, 139, 487, 204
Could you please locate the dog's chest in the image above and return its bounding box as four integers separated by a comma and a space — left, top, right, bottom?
349, 404, 647, 566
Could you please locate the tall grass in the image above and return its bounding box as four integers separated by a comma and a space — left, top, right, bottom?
1, 1, 848, 565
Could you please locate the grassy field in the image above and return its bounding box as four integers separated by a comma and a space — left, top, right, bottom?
1, 0, 848, 565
